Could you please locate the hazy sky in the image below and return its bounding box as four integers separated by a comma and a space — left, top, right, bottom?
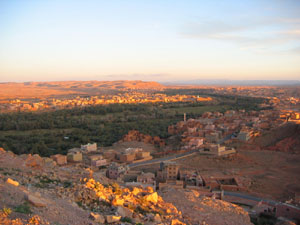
0, 0, 300, 82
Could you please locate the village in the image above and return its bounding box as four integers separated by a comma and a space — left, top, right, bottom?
48, 105, 300, 186
1, 85, 299, 113
45, 105, 300, 223
0, 92, 212, 112
0, 85, 300, 224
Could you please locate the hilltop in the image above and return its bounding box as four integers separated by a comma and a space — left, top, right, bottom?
0, 81, 165, 100
0, 148, 253, 225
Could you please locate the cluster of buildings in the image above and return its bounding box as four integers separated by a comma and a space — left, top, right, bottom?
107, 159, 300, 224
50, 143, 105, 167
108, 161, 246, 198
280, 110, 300, 121
104, 147, 153, 164
49, 143, 154, 181
168, 108, 290, 154
156, 162, 246, 193
0, 93, 212, 112
52, 144, 152, 167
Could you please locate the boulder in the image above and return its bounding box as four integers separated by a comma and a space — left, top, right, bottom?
26, 194, 47, 207
145, 186, 154, 193
111, 197, 124, 206
132, 217, 143, 224
6, 178, 19, 187
153, 214, 162, 223
117, 206, 133, 218
89, 212, 105, 223
105, 215, 121, 223
144, 192, 158, 204
132, 187, 141, 196
171, 219, 186, 225
25, 154, 44, 168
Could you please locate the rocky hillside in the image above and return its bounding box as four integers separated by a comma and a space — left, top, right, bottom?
253, 122, 300, 153
160, 188, 252, 225
0, 148, 253, 225
121, 130, 165, 147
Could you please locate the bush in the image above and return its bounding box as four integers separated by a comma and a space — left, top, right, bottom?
120, 217, 133, 223
14, 202, 32, 214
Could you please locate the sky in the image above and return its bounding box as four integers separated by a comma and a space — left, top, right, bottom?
0, 0, 300, 82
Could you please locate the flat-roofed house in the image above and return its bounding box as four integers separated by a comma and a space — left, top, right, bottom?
118, 152, 135, 163
136, 151, 151, 159
81, 143, 97, 152
106, 162, 128, 179
67, 149, 83, 162
89, 154, 107, 167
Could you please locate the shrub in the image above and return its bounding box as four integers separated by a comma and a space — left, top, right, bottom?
120, 217, 133, 223
14, 202, 32, 214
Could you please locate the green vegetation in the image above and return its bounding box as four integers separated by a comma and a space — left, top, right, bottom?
62, 181, 73, 188
34, 175, 61, 188
120, 217, 133, 223
14, 202, 32, 214
0, 93, 266, 156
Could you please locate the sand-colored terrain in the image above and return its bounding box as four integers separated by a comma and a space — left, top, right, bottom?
0, 80, 165, 100
175, 150, 300, 202
133, 149, 300, 202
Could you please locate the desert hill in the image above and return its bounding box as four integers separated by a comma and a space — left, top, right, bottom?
0, 148, 252, 225
0, 80, 165, 100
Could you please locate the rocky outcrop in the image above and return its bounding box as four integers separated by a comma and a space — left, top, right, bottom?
6, 178, 19, 186
0, 149, 255, 225
121, 130, 165, 147
74, 178, 184, 224
90, 212, 105, 223
26, 193, 47, 207
117, 205, 133, 218
105, 215, 121, 223
160, 188, 253, 225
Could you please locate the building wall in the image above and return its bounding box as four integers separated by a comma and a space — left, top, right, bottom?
237, 132, 250, 141
275, 204, 300, 221
107, 169, 119, 179
137, 173, 155, 183
67, 152, 82, 162
136, 151, 150, 159
157, 170, 167, 182
119, 153, 135, 163
103, 151, 116, 160
167, 165, 179, 180
51, 154, 67, 165
81, 143, 97, 152
91, 159, 107, 167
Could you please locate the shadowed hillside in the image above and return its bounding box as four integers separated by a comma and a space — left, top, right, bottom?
254, 122, 300, 153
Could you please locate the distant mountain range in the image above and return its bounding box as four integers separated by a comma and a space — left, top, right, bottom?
163, 79, 300, 86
